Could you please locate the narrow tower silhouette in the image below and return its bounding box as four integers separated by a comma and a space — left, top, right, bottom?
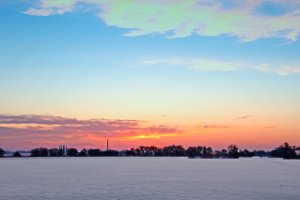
106, 139, 109, 151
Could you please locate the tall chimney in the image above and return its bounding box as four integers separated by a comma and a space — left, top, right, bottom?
106, 139, 109, 151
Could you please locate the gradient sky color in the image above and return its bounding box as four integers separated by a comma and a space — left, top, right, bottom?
0, 0, 300, 150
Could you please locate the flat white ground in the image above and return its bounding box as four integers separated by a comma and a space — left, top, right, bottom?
0, 158, 299, 200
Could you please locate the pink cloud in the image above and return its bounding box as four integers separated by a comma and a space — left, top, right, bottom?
0, 114, 179, 149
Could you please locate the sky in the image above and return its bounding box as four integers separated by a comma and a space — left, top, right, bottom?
0, 0, 300, 150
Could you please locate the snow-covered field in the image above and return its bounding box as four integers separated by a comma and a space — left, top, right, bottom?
0, 158, 299, 200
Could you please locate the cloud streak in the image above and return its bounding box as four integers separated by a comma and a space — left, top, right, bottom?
24, 0, 300, 41
0, 114, 178, 135
233, 115, 252, 120
141, 57, 300, 75
141, 58, 243, 72
0, 114, 179, 148
199, 125, 231, 130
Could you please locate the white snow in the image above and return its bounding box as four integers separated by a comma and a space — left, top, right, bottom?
0, 157, 299, 200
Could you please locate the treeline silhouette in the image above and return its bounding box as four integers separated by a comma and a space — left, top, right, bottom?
1, 143, 299, 159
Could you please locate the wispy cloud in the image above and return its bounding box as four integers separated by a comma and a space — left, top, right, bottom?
24, 7, 73, 16
24, 0, 300, 41
199, 125, 231, 130
141, 58, 241, 72
256, 64, 300, 75
141, 57, 300, 75
0, 115, 80, 125
233, 115, 252, 120
263, 126, 276, 129
0, 114, 179, 147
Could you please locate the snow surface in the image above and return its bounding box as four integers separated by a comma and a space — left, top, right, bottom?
0, 157, 299, 200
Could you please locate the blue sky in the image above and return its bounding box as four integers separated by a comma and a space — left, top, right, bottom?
0, 0, 299, 149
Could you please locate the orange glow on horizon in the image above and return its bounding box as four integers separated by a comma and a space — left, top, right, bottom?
125, 133, 177, 140
0, 114, 299, 150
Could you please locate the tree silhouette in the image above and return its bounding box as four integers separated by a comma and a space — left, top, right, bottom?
253, 150, 269, 157
227, 145, 239, 158
67, 148, 78, 157
103, 150, 119, 156
7, 143, 298, 159
88, 149, 102, 156
270, 143, 297, 159
239, 149, 255, 157
0, 148, 4, 157
215, 149, 228, 158
79, 149, 87, 157
203, 147, 214, 158
49, 148, 64, 157
163, 145, 185, 156
13, 151, 22, 157
125, 148, 136, 156
31, 148, 49, 157
186, 147, 199, 158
